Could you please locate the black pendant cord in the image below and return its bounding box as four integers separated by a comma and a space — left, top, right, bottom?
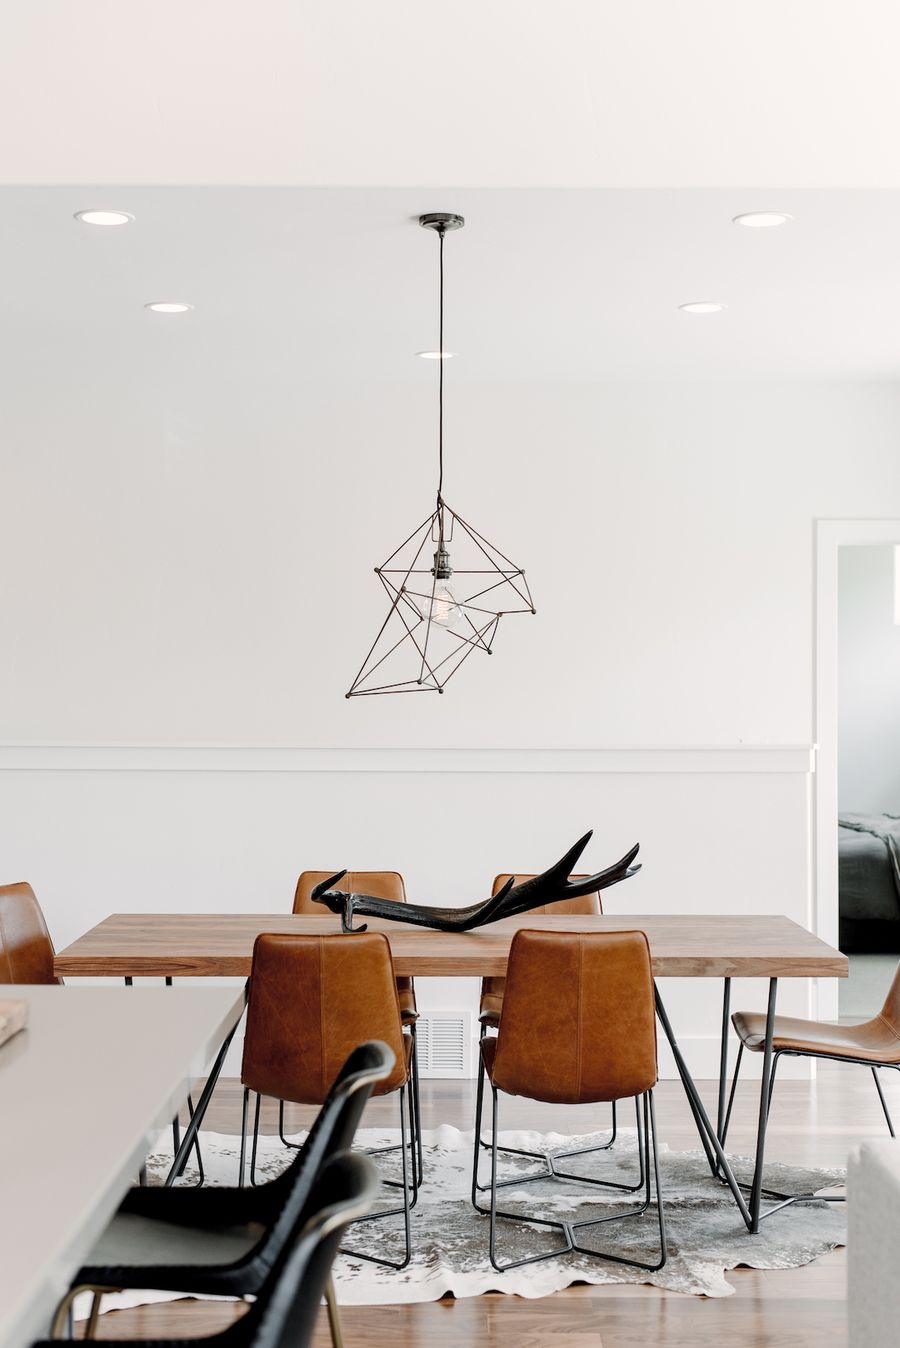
437, 226, 445, 526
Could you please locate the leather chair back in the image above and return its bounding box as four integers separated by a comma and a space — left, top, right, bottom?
480, 873, 601, 1012
490, 928, 657, 1104
492, 871, 602, 914
242, 932, 408, 1104
293, 871, 407, 914
0, 882, 60, 984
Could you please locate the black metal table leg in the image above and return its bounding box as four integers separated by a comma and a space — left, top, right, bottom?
164, 1013, 242, 1186
748, 977, 778, 1232
711, 976, 732, 1180
717, 977, 731, 1142
654, 984, 754, 1229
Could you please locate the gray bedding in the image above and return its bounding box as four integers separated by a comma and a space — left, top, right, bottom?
835, 814, 900, 943
839, 823, 899, 922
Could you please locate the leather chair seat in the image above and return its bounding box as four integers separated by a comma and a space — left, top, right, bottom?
480, 1033, 498, 1077
478, 982, 504, 1029
732, 1009, 900, 1063
396, 979, 418, 1024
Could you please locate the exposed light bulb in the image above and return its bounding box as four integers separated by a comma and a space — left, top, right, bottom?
401, 544, 465, 629
427, 580, 464, 627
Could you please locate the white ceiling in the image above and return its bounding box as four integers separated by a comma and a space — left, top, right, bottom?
4, 186, 900, 381
2, 3, 900, 188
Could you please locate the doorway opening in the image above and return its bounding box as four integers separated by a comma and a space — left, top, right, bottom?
816, 521, 900, 1024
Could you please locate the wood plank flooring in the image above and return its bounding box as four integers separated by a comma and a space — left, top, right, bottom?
90, 1062, 899, 1346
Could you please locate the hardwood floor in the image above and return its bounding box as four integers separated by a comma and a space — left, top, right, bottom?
91, 1063, 900, 1346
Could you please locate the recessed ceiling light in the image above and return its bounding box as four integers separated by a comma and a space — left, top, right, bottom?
145, 302, 193, 314
678, 301, 726, 314
732, 211, 792, 229
416, 350, 456, 359
75, 209, 134, 227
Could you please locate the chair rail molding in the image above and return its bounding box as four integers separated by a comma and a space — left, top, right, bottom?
0, 743, 815, 774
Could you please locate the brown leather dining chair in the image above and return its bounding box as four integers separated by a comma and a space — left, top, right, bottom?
476, 872, 616, 1187
293, 870, 422, 1181
294, 871, 418, 1023
0, 881, 60, 984
478, 872, 602, 1031
722, 961, 900, 1150
240, 931, 417, 1270
472, 928, 667, 1274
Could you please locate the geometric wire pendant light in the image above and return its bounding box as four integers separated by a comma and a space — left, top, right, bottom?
346, 212, 536, 697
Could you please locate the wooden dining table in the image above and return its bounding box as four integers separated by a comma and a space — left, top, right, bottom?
55, 910, 847, 1234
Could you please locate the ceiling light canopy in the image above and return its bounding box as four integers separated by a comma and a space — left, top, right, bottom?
75, 209, 134, 227
679, 301, 725, 314
144, 302, 193, 314
732, 211, 792, 228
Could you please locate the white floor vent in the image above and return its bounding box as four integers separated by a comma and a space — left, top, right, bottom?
415, 1010, 476, 1078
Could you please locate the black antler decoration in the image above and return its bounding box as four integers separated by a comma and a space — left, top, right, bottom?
311, 831, 640, 933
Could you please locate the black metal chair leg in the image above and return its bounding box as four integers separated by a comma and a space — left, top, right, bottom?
474, 1068, 619, 1191
480, 1086, 662, 1274
569, 1090, 667, 1272
872, 1065, 896, 1137
340, 1085, 413, 1271
249, 1091, 263, 1186
473, 1064, 637, 1198
487, 1083, 572, 1272
278, 1098, 304, 1150
324, 1275, 345, 1348
471, 1049, 487, 1209
410, 1023, 424, 1185
238, 1086, 250, 1185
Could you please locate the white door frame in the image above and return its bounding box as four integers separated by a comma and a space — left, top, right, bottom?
815, 518, 900, 1018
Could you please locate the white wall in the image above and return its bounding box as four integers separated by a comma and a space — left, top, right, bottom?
4, 379, 900, 1075
839, 545, 900, 813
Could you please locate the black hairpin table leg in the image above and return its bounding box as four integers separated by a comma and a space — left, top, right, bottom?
654, 984, 753, 1229
657, 977, 790, 1234
747, 978, 778, 1232
164, 996, 246, 1186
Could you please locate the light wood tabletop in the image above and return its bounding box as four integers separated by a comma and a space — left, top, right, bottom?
0, 984, 244, 1348
54, 912, 847, 980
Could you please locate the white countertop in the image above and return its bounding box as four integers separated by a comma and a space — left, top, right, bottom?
0, 983, 244, 1348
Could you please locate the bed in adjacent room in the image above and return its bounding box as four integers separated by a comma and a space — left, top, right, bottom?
839, 813, 900, 952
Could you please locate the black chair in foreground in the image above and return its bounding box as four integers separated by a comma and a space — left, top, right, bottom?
50, 1041, 394, 1346
38, 1152, 378, 1348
